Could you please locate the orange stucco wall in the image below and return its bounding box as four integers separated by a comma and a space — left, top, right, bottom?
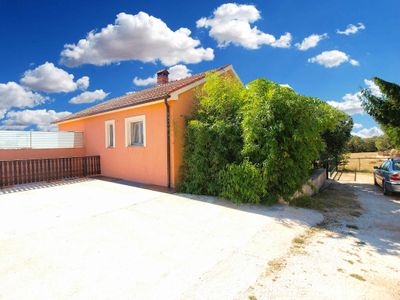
169, 87, 201, 187
0, 148, 86, 160
169, 69, 237, 186
57, 69, 237, 188
59, 102, 169, 186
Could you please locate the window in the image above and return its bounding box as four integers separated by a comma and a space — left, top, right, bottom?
393, 160, 400, 171
382, 161, 390, 171
125, 115, 146, 147
105, 120, 115, 148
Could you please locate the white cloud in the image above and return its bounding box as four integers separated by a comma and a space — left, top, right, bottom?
349, 59, 360, 66
197, 3, 292, 49
295, 33, 328, 51
76, 76, 90, 90
352, 127, 383, 138
364, 79, 382, 97
61, 12, 214, 67
337, 23, 365, 35
20, 62, 90, 93
0, 109, 71, 131
328, 92, 363, 115
168, 65, 193, 81
308, 50, 359, 68
270, 33, 292, 48
279, 83, 293, 89
353, 123, 363, 129
328, 78, 386, 116
133, 64, 192, 86
0, 82, 47, 113
69, 89, 109, 104
132, 76, 156, 87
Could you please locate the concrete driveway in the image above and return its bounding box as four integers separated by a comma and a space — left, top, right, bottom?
0, 178, 322, 300
245, 173, 400, 300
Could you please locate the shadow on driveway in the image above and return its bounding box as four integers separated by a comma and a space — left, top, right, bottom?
315, 179, 400, 256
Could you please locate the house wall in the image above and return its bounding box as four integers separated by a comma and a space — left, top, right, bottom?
57, 68, 238, 188
169, 87, 200, 187
58, 102, 169, 186
169, 69, 237, 186
0, 148, 86, 160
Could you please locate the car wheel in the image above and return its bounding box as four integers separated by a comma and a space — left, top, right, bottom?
383, 180, 392, 196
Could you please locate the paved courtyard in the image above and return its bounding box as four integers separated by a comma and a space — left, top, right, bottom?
0, 178, 321, 300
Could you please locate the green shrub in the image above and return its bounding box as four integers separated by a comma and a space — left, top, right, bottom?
320, 110, 353, 161
242, 79, 335, 202
219, 160, 266, 204
179, 75, 346, 205
178, 119, 243, 195
177, 73, 245, 195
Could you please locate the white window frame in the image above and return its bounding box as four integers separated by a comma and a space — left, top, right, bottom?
125, 115, 146, 147
105, 120, 115, 148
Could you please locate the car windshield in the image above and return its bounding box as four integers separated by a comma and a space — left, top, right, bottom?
393, 160, 400, 171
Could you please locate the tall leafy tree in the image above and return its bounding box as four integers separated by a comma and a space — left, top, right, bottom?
240, 80, 336, 203
361, 77, 400, 146
375, 134, 395, 151
178, 72, 245, 195
180, 75, 350, 204
320, 109, 353, 161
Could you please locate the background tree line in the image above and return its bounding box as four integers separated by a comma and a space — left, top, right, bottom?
347, 135, 395, 153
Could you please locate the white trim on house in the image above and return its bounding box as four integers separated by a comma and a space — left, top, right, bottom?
169, 65, 241, 99
125, 115, 146, 147
105, 120, 115, 148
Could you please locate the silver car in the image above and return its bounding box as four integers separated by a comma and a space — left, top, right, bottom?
374, 159, 400, 195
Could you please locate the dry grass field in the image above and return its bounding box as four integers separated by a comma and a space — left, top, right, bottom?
341, 152, 388, 173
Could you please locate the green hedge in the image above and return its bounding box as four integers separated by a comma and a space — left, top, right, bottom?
219, 160, 266, 204
178, 73, 244, 195
178, 73, 351, 204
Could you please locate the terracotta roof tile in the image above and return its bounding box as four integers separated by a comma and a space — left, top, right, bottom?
57, 64, 230, 123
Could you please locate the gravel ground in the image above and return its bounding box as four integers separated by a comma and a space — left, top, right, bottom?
0, 178, 322, 300
244, 173, 400, 300
1, 174, 398, 300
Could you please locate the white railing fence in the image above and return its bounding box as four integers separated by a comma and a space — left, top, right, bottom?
0, 131, 84, 149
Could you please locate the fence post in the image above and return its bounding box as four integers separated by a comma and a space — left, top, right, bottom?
335, 156, 338, 172
47, 159, 50, 182
0, 161, 3, 189
83, 157, 87, 177
326, 160, 329, 179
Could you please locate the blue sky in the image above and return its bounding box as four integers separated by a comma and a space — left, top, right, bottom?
0, 0, 399, 136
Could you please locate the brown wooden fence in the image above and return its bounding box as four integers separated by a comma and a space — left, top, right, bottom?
0, 156, 100, 188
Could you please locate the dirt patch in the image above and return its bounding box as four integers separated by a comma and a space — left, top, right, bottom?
350, 273, 366, 282
262, 181, 362, 280
316, 182, 362, 219
243, 175, 400, 299
265, 258, 286, 278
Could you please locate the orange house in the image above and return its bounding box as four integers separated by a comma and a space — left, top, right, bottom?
56, 64, 240, 188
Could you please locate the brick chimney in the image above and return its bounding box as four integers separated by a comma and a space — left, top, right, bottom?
157, 69, 169, 85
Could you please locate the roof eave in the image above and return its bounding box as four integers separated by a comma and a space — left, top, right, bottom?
55, 95, 171, 125
56, 64, 239, 125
